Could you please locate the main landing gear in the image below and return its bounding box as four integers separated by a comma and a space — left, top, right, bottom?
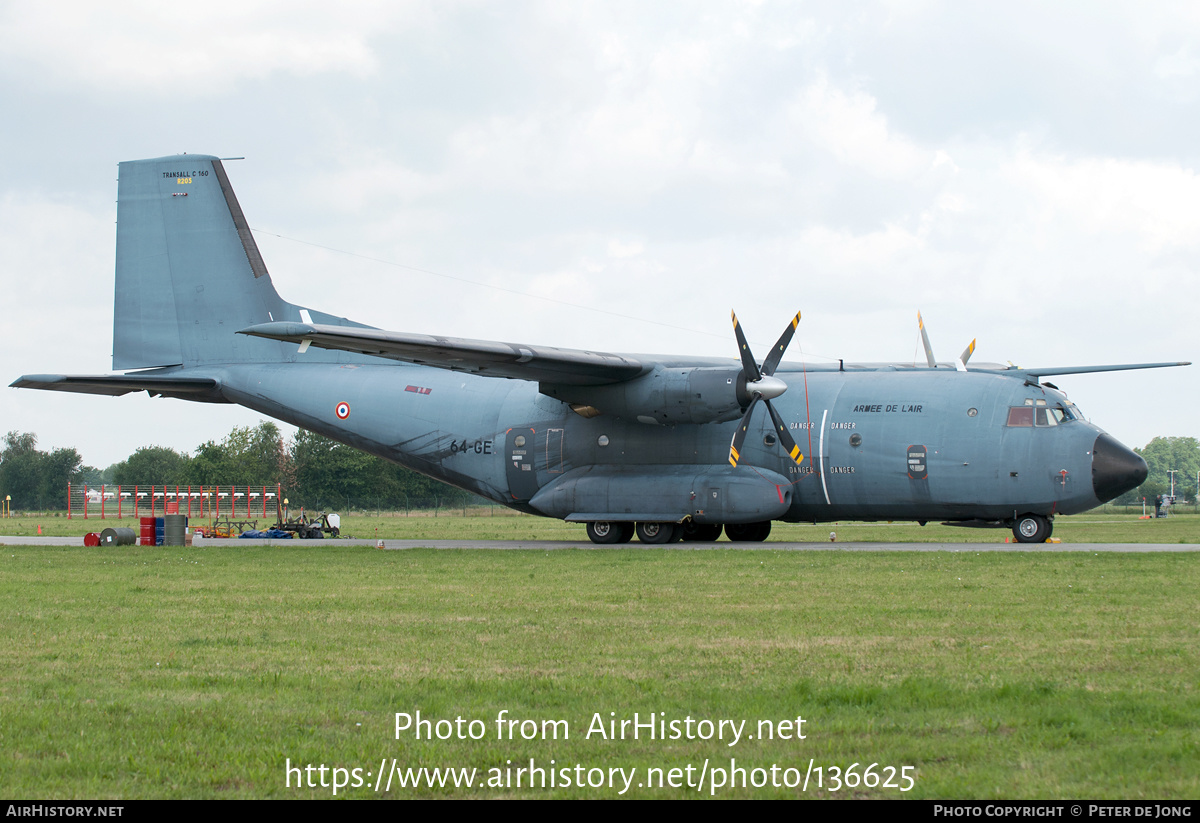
723, 522, 772, 542
1011, 513, 1053, 544
635, 522, 680, 544
584, 521, 773, 544
585, 521, 635, 544
681, 522, 722, 542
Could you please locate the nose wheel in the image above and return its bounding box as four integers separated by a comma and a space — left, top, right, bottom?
1012, 513, 1052, 543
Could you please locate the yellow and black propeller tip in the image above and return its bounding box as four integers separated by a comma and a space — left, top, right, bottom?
728, 311, 806, 468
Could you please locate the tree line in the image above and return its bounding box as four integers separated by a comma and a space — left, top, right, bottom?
1119, 436, 1200, 505
0, 423, 474, 511
0, 432, 86, 511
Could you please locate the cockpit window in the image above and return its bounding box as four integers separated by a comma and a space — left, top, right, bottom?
1036, 407, 1065, 426
1007, 407, 1034, 427
1008, 405, 1070, 427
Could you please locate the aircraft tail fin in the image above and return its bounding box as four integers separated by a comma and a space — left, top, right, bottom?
112, 154, 363, 370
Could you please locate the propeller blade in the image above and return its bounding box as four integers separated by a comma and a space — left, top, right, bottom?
918, 310, 937, 369
761, 311, 801, 377
731, 310, 761, 383
765, 399, 804, 465
729, 311, 806, 467
728, 394, 761, 467
959, 338, 976, 366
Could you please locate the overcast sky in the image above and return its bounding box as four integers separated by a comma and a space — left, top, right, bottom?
1, 1, 1196, 469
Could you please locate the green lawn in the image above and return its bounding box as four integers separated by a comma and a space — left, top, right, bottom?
1, 545, 1196, 798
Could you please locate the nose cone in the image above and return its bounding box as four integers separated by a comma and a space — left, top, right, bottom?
1092, 433, 1148, 503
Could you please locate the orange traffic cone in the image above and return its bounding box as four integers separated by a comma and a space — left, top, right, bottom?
37, 524, 42, 535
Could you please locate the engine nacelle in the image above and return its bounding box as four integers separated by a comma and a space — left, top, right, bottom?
541, 366, 751, 424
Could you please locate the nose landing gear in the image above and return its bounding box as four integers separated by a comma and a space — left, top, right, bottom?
1012, 513, 1052, 543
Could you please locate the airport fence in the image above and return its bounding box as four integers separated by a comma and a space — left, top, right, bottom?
65, 484, 283, 520
31, 486, 499, 521
1096, 502, 1198, 516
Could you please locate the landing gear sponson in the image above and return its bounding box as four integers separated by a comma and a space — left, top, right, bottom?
585, 521, 772, 544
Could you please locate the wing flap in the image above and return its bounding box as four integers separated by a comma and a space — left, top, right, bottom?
239, 321, 647, 385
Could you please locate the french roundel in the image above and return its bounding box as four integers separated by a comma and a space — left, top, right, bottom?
335, 402, 350, 420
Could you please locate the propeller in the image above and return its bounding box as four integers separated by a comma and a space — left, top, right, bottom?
917, 311, 976, 371
728, 311, 806, 468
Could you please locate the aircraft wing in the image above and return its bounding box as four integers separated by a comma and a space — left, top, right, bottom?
239, 321, 649, 386
9, 374, 229, 402
975, 362, 1191, 382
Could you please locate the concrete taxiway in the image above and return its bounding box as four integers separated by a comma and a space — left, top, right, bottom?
1, 535, 1196, 552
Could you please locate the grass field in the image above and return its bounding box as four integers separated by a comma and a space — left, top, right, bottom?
4, 510, 1199, 543
1, 542, 1197, 798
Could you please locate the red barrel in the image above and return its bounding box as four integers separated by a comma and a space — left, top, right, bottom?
140, 516, 156, 546
84, 533, 101, 547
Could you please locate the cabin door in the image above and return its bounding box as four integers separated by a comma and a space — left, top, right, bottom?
506, 427, 540, 500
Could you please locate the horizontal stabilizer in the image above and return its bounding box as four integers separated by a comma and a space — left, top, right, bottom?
238, 321, 647, 386
11, 374, 228, 402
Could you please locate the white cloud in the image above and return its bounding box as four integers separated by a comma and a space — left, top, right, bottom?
606, 239, 644, 258
1002, 149, 1200, 255
1154, 47, 1200, 79
0, 0, 395, 94
0, 193, 113, 370
787, 76, 935, 180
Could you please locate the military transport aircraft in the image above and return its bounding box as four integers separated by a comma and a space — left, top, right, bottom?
12, 155, 1188, 543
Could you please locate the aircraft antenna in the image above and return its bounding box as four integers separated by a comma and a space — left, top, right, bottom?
798, 336, 815, 477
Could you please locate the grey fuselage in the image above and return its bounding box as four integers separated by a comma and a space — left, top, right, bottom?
207, 357, 1115, 524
